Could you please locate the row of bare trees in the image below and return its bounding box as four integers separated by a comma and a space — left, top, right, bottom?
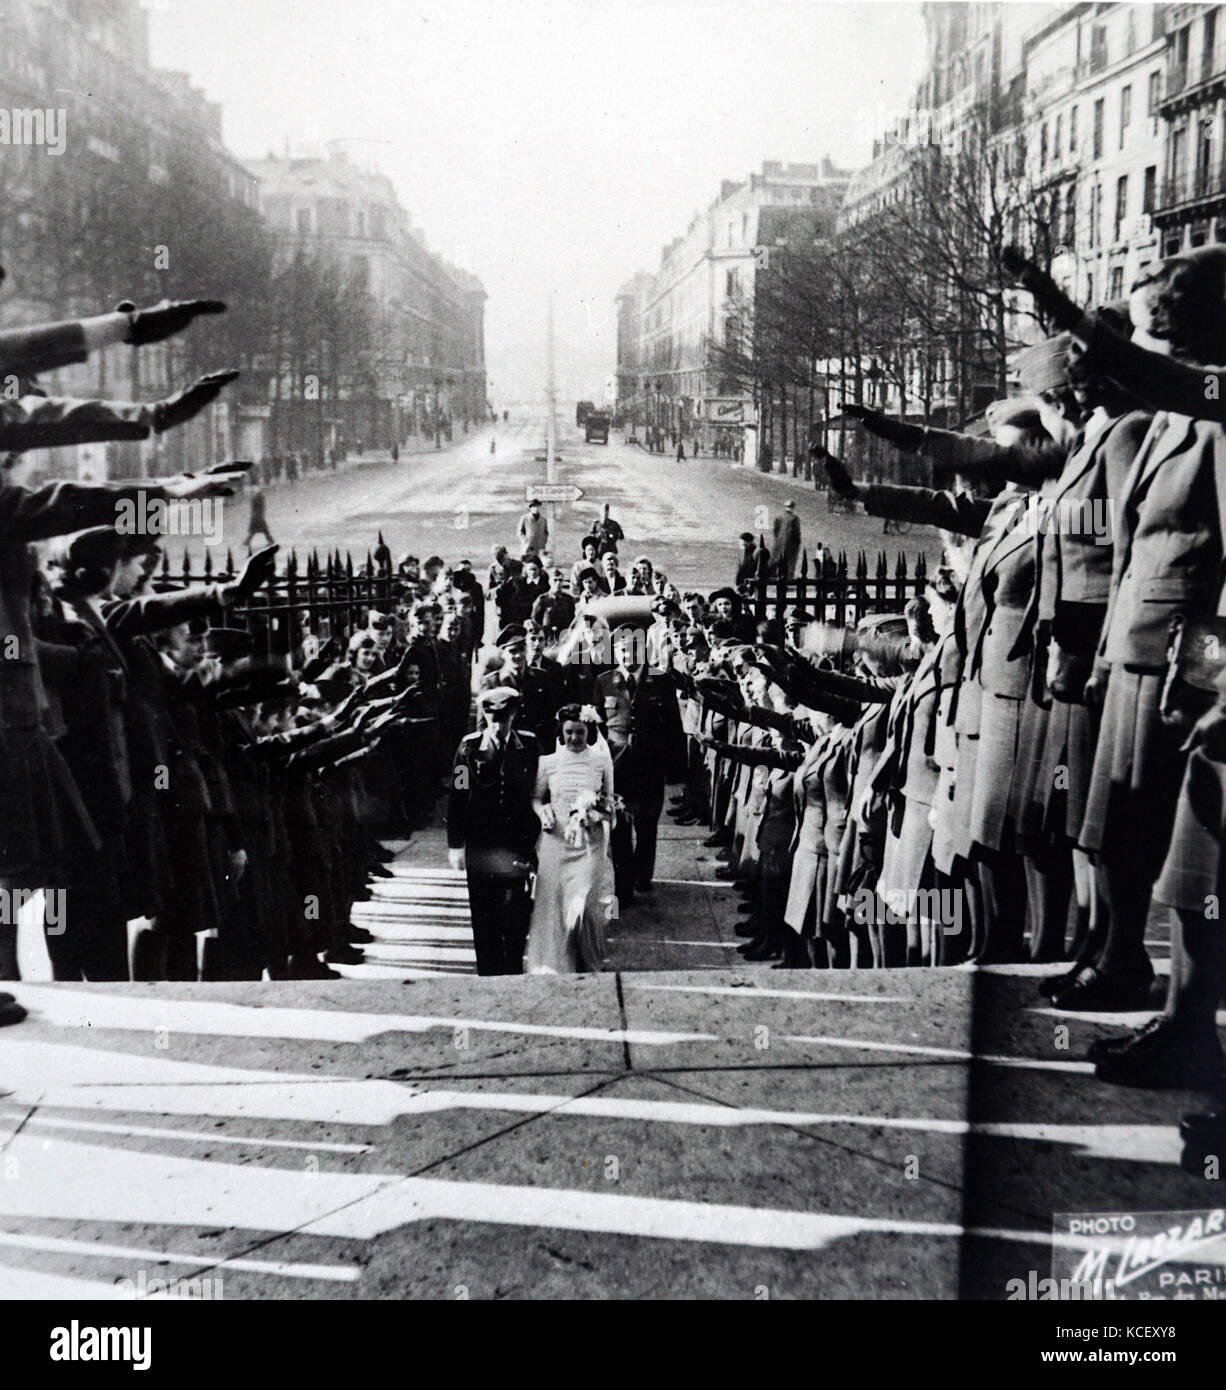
707, 100, 1065, 473
0, 134, 382, 462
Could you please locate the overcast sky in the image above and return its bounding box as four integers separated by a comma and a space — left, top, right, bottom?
148, 0, 927, 400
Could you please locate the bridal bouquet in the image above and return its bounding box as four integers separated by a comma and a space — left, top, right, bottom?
564, 790, 613, 848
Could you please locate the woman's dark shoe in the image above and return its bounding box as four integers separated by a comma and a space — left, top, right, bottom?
734, 919, 759, 938
702, 832, 729, 848
1085, 1014, 1166, 1063
368, 865, 393, 878
715, 847, 734, 862
1037, 964, 1082, 1001
1051, 961, 1154, 1012
741, 937, 784, 962
347, 926, 375, 944
1180, 1109, 1226, 1142
714, 866, 739, 881
735, 900, 757, 915
324, 945, 366, 966
1180, 1112, 1226, 1178
1094, 1021, 1224, 1090
673, 814, 701, 826
0, 993, 27, 1027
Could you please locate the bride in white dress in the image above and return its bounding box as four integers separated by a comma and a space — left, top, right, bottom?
523, 704, 618, 974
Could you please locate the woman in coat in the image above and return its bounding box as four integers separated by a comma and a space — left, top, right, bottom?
0, 468, 232, 979
1009, 244, 1226, 1011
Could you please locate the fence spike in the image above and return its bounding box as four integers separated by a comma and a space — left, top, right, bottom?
202, 549, 214, 577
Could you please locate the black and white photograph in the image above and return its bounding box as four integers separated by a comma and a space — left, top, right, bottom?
0, 0, 1223, 1351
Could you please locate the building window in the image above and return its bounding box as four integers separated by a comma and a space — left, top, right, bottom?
725, 269, 738, 297
1086, 272, 1094, 304
1171, 123, 1187, 197
1070, 106, 1079, 151
1093, 98, 1104, 159
1040, 122, 1048, 167
1120, 86, 1131, 148
1143, 164, 1157, 214
1125, 9, 1137, 56
1054, 112, 1062, 159
1148, 70, 1161, 116
1191, 222, 1209, 248
1063, 184, 1077, 248
1205, 9, 1218, 82
1114, 174, 1128, 240
1109, 265, 1124, 299
1163, 227, 1184, 256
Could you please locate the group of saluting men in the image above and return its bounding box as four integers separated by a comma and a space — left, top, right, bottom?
0, 281, 499, 1003
661, 244, 1225, 1155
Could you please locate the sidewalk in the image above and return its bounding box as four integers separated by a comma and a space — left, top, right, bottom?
1, 953, 1216, 1300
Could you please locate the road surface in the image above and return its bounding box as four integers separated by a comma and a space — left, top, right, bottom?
206, 414, 942, 590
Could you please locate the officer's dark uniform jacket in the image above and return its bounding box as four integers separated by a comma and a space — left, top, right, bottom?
447, 726, 541, 873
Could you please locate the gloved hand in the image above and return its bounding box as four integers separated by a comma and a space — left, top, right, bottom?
1182, 704, 1226, 761
823, 454, 859, 500
226, 545, 279, 605
1001, 246, 1083, 332
152, 369, 240, 433
120, 298, 227, 347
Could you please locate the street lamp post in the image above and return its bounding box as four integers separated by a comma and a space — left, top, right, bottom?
433, 378, 442, 450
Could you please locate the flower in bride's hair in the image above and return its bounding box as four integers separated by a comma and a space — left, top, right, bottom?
579, 703, 600, 723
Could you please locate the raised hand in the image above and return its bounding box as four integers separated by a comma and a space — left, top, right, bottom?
152, 369, 240, 434
230, 545, 279, 603
122, 298, 227, 347
161, 473, 237, 501
823, 454, 858, 500
1001, 245, 1083, 332
1181, 704, 1226, 761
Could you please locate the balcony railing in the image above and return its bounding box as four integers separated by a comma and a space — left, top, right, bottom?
1158, 162, 1226, 211
1164, 41, 1226, 100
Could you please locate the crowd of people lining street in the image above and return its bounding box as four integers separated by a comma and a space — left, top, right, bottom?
0, 244, 1224, 1158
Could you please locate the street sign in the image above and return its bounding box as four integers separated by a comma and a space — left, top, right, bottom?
527, 483, 585, 503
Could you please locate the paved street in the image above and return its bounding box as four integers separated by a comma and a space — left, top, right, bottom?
1, 963, 1219, 1300
205, 414, 941, 590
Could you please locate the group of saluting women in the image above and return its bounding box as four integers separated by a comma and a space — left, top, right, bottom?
660, 243, 1224, 1158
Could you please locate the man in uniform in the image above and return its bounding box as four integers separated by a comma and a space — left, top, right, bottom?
447, 686, 540, 975
479, 624, 557, 744
596, 623, 686, 903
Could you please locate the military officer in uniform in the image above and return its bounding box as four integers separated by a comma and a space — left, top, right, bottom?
596, 623, 686, 903
447, 685, 541, 975
479, 624, 557, 744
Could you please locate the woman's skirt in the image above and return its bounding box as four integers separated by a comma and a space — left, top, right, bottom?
524, 827, 615, 974
1006, 691, 1053, 833
877, 794, 934, 910
0, 729, 98, 889
1078, 666, 1187, 878
1153, 749, 1226, 914
1017, 694, 1098, 847
966, 693, 1025, 854
784, 827, 826, 935
943, 730, 982, 867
